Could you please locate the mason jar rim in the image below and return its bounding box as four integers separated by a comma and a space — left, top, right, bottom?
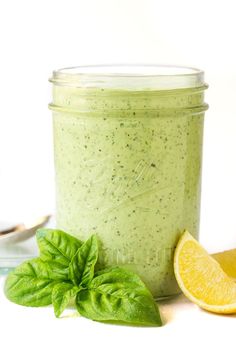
50, 64, 206, 90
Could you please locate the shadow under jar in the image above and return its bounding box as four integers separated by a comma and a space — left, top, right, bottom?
49, 65, 208, 299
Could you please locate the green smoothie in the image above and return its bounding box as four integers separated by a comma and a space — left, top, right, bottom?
50, 66, 208, 298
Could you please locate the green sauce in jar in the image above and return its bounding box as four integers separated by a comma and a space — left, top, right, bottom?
49, 65, 208, 298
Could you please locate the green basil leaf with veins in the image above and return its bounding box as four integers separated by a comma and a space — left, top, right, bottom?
69, 235, 98, 287
4, 258, 67, 307
52, 282, 80, 318
76, 267, 162, 327
36, 228, 83, 266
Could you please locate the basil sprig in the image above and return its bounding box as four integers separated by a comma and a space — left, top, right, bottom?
4, 229, 162, 327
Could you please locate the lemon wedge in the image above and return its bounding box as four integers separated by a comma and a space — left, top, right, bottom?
174, 230, 236, 314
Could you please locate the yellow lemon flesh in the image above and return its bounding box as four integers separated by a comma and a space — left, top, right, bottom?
174, 231, 236, 314
212, 249, 236, 280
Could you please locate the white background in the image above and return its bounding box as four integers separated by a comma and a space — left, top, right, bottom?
0, 0, 236, 353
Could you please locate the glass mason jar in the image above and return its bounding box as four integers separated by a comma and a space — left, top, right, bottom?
49, 65, 208, 299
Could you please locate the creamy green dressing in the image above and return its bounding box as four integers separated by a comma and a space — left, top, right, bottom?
51, 85, 206, 298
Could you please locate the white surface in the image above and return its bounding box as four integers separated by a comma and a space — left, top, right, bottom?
0, 0, 236, 352
0, 275, 235, 354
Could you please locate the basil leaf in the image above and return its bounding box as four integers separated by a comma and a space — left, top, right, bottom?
52, 282, 79, 318
69, 235, 98, 287
4, 258, 65, 307
76, 267, 162, 326
36, 228, 82, 266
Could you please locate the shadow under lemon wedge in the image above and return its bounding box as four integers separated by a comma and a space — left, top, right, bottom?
174, 231, 236, 314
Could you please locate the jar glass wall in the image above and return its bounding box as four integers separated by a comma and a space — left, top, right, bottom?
49, 65, 208, 298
